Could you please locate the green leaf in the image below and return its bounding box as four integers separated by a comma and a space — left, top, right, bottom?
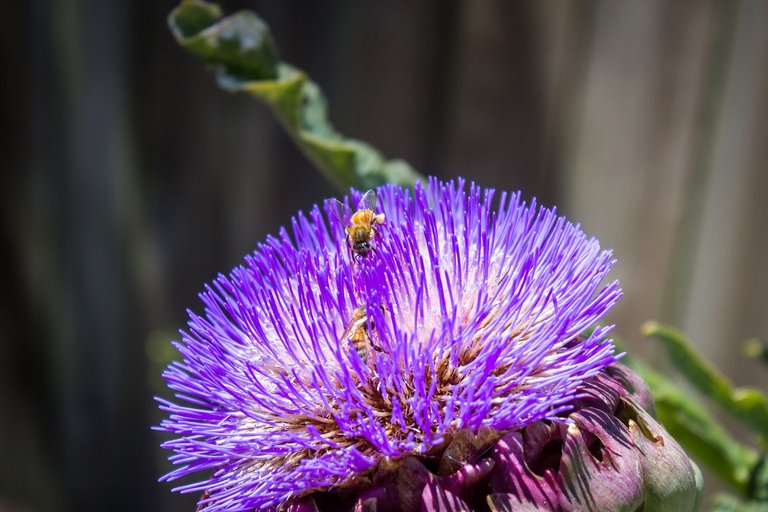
169, 0, 425, 192
621, 353, 758, 496
171, 0, 220, 38
643, 322, 768, 437
744, 339, 768, 366
169, 1, 279, 81
711, 493, 768, 512
748, 454, 768, 502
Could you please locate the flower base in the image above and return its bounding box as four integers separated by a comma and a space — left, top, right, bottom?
286, 364, 701, 512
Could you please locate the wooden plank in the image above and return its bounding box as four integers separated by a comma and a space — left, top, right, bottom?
560, 0, 721, 359
681, 0, 768, 391
443, 0, 557, 202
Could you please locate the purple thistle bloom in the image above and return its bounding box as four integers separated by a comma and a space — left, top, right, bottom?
157, 178, 623, 511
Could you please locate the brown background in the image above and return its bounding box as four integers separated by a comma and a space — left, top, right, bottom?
2, 1, 767, 510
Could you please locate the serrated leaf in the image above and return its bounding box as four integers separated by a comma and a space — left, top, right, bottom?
169, 0, 424, 191
643, 322, 768, 437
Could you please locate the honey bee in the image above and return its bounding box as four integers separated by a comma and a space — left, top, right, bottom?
341, 306, 381, 362
342, 306, 374, 361
333, 189, 385, 259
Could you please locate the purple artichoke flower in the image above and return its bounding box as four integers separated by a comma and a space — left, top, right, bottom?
158, 178, 700, 511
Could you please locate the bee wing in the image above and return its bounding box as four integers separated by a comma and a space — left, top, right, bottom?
341, 307, 368, 338
331, 199, 352, 226
358, 189, 378, 213
341, 316, 368, 341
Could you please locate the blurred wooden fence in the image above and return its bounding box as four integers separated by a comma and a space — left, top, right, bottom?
2, 0, 767, 510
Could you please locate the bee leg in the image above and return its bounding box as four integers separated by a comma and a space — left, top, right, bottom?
345, 234, 357, 262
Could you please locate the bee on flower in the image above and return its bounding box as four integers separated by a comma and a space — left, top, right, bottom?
341, 306, 375, 362
333, 189, 385, 259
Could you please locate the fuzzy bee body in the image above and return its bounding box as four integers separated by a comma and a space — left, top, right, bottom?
342, 306, 374, 361
333, 190, 385, 259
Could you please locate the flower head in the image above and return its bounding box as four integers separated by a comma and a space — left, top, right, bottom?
158, 178, 623, 511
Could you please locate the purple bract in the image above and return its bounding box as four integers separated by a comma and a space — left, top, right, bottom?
157, 178, 622, 511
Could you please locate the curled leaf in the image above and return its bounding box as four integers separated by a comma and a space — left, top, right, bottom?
169, 0, 424, 191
